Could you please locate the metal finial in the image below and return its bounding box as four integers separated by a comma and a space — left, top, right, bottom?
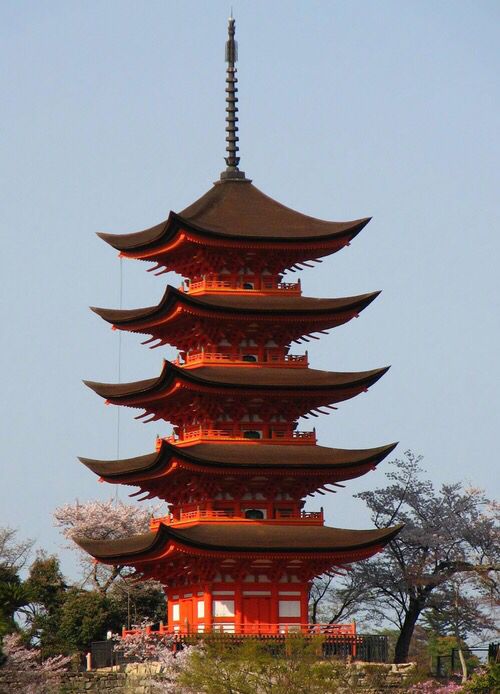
220, 16, 247, 181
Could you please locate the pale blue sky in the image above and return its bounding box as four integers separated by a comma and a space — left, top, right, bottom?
1, 1, 499, 580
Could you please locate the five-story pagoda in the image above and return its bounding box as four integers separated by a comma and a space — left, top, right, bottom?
78, 18, 400, 635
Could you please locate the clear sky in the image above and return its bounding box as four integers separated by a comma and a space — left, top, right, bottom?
1, 1, 499, 580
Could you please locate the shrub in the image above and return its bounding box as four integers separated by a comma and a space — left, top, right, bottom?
462, 663, 500, 693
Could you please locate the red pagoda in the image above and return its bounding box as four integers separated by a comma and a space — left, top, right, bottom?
78, 18, 400, 635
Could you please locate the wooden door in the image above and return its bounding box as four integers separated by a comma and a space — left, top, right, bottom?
180, 598, 194, 634
242, 597, 272, 634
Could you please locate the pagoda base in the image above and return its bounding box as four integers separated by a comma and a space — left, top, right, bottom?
166, 579, 309, 635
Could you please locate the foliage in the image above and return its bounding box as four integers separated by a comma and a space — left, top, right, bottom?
57, 588, 122, 653
113, 626, 174, 662
53, 499, 161, 593
178, 636, 405, 694
53, 499, 158, 543
5, 550, 129, 656
423, 577, 496, 644
462, 662, 500, 693
426, 635, 480, 681
112, 627, 196, 693
0, 521, 167, 658
350, 451, 499, 662
0, 565, 29, 638
108, 577, 166, 629
24, 552, 66, 611
178, 637, 324, 694
1, 633, 71, 694
21, 552, 67, 652
0, 527, 33, 639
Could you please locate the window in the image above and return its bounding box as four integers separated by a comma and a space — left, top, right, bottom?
213, 600, 235, 617
172, 604, 180, 621
243, 282, 254, 290
244, 509, 265, 520
279, 601, 301, 618
242, 354, 257, 362
243, 430, 262, 439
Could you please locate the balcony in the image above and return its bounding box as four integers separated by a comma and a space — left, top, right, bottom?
181, 279, 301, 295
161, 428, 317, 447
150, 508, 324, 530
121, 622, 358, 639
173, 351, 308, 368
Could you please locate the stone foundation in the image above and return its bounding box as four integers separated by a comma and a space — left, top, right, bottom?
0, 660, 417, 693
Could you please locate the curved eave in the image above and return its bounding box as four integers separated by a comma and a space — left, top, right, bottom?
90, 286, 380, 328
83, 362, 390, 402
97, 206, 371, 254
76, 523, 403, 563
79, 441, 398, 480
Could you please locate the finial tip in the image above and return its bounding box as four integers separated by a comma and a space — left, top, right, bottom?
220, 13, 247, 181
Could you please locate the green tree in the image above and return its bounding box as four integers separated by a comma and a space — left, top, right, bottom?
0, 566, 29, 637
57, 589, 121, 652
423, 579, 491, 682
0, 527, 33, 640
21, 552, 67, 655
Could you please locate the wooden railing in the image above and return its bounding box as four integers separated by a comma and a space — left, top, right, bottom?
164, 429, 317, 445
182, 279, 301, 294
174, 352, 308, 368
121, 622, 357, 638
150, 509, 324, 529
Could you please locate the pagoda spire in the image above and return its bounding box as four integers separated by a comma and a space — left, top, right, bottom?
220, 15, 247, 181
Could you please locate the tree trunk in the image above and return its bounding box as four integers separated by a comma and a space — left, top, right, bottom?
394, 600, 422, 663
457, 644, 468, 683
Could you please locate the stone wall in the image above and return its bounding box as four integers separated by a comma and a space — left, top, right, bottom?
0, 663, 166, 694
0, 661, 417, 693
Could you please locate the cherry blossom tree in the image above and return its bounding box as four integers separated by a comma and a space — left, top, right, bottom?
112, 626, 196, 693
0, 527, 34, 572
352, 451, 499, 663
53, 499, 162, 593
309, 571, 365, 625
1, 633, 71, 694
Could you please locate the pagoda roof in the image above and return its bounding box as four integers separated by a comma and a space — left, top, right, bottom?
76, 522, 402, 562
91, 287, 379, 327
97, 180, 370, 252
84, 361, 389, 401
79, 441, 398, 479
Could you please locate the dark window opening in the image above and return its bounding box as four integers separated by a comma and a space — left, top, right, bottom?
243, 282, 254, 290
245, 509, 265, 520
242, 354, 257, 362
243, 430, 262, 439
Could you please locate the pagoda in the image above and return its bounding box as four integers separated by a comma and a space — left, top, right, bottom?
78, 18, 400, 635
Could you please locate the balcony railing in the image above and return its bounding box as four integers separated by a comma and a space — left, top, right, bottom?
163, 428, 317, 446
121, 622, 358, 639
181, 279, 301, 295
150, 509, 324, 530
173, 352, 308, 368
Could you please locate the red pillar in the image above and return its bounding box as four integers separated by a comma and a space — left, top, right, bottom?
270, 583, 279, 634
